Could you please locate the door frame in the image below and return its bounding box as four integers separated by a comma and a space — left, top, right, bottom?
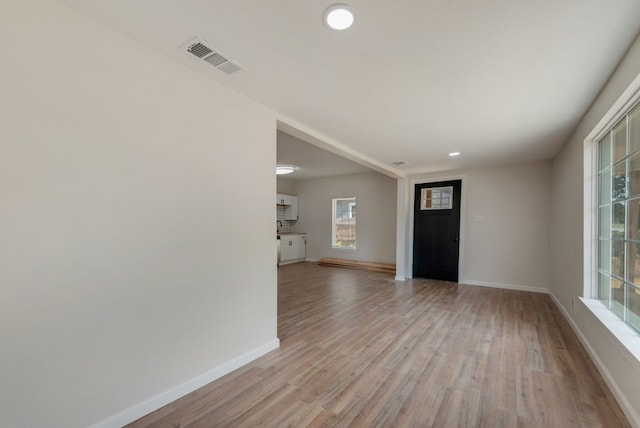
407, 174, 467, 280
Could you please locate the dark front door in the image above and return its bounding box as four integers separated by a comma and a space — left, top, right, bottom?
413, 180, 461, 281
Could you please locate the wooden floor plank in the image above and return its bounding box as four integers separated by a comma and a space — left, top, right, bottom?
126, 262, 630, 427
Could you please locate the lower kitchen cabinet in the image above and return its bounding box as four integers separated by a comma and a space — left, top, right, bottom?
280, 234, 306, 265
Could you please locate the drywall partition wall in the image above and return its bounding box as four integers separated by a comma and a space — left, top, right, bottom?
395, 178, 410, 280
0, 1, 278, 427
409, 160, 552, 292
550, 32, 640, 423
292, 172, 397, 264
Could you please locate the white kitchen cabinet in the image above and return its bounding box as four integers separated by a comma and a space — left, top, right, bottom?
276, 193, 293, 206
284, 196, 298, 220
279, 234, 306, 265
294, 234, 306, 260
276, 193, 298, 220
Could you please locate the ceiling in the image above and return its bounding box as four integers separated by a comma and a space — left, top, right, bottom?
60, 0, 640, 177
277, 131, 371, 181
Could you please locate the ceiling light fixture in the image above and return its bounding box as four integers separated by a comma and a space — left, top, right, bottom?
448, 152, 461, 157
276, 165, 297, 175
323, 4, 354, 30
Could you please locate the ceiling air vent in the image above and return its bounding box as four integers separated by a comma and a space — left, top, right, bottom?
184, 38, 246, 75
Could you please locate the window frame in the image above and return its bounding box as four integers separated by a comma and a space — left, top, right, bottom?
420, 186, 454, 210
586, 72, 640, 336
332, 197, 356, 249
596, 106, 640, 332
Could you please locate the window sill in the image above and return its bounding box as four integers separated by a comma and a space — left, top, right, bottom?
331, 247, 356, 251
580, 297, 640, 363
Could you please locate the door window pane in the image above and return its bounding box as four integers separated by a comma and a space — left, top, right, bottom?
420, 186, 453, 210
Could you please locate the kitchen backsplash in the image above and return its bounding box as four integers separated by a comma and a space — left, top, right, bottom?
277, 206, 293, 233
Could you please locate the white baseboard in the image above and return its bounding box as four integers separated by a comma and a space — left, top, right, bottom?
279, 259, 301, 266
305, 258, 320, 262
395, 275, 406, 281
547, 292, 639, 427
461, 279, 549, 294
90, 338, 280, 428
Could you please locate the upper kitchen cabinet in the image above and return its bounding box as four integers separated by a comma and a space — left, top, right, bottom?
284, 196, 298, 220
276, 193, 293, 206
276, 193, 298, 221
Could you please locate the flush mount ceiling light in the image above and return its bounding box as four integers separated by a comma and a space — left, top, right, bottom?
276, 165, 297, 175
323, 4, 354, 30
448, 152, 461, 157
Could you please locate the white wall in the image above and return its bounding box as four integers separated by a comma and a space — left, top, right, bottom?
291, 172, 397, 264
277, 178, 294, 194
408, 160, 551, 292
0, 1, 278, 427
550, 32, 640, 424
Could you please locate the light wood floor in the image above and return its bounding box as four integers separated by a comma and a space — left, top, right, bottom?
128, 262, 629, 427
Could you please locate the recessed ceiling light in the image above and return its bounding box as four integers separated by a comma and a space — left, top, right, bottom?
448, 152, 461, 157
276, 165, 297, 175
323, 4, 354, 30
